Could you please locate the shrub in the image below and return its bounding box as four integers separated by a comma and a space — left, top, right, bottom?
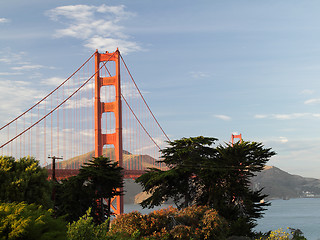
255, 228, 307, 240
290, 228, 307, 240
200, 208, 229, 239
265, 228, 290, 240
108, 205, 229, 239
67, 208, 109, 240
170, 225, 192, 239
0, 202, 66, 240
0, 156, 52, 208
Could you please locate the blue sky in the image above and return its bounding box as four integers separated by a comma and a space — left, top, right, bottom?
1, 0, 320, 177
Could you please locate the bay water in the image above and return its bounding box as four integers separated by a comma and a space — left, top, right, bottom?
125, 198, 320, 240
255, 198, 320, 240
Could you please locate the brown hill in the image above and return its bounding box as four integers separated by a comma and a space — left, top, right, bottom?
48, 152, 320, 203
46, 148, 162, 170
251, 166, 320, 199
45, 149, 161, 204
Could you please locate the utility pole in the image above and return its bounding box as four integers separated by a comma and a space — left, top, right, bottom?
48, 155, 63, 181
48, 155, 63, 204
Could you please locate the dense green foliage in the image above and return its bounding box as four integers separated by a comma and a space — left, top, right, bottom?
67, 208, 109, 240
108, 205, 229, 239
55, 156, 123, 223
0, 156, 52, 208
55, 174, 92, 222
0, 202, 66, 240
0, 153, 307, 240
136, 136, 276, 237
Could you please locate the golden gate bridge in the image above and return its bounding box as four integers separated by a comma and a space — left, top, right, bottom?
0, 49, 170, 215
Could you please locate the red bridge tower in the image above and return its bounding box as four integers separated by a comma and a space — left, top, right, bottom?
94, 49, 123, 215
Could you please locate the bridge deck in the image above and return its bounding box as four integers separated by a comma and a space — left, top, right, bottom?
47, 169, 146, 180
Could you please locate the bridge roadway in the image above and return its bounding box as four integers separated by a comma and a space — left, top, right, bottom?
47, 169, 146, 180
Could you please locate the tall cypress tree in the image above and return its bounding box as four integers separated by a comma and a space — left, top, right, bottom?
136, 136, 275, 236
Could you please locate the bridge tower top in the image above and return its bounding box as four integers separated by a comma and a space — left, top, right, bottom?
231, 133, 242, 146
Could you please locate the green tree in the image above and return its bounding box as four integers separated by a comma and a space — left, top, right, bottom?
0, 202, 66, 240
54, 175, 92, 223
136, 136, 275, 237
55, 156, 123, 223
0, 156, 52, 208
136, 137, 218, 209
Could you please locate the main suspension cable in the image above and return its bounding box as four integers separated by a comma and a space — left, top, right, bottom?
0, 52, 115, 149
0, 52, 96, 131
120, 54, 170, 142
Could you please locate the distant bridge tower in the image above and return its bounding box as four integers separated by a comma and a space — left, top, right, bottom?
231, 133, 242, 146
94, 49, 123, 215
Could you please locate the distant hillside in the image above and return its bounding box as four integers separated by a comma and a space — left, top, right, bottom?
47, 151, 320, 203
131, 166, 320, 204
46, 148, 162, 170
132, 166, 320, 203
45, 149, 161, 204
251, 166, 320, 199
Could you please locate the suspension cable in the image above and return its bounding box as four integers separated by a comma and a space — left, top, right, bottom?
103, 64, 162, 150
0, 52, 115, 149
0, 52, 96, 131
119, 54, 171, 142
121, 93, 161, 150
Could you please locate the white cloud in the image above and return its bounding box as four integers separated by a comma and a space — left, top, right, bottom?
301, 89, 315, 95
0, 49, 54, 81
85, 37, 140, 54
254, 114, 267, 119
190, 71, 209, 79
0, 80, 44, 123
46, 4, 140, 54
41, 77, 65, 86
255, 113, 309, 120
272, 113, 307, 120
304, 98, 320, 105
0, 49, 27, 64
278, 137, 288, 143
214, 114, 231, 121
64, 97, 93, 109
0, 72, 23, 76
0, 18, 9, 23
11, 64, 45, 71
121, 82, 140, 99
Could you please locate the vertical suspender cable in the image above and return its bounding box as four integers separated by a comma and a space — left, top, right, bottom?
51, 93, 53, 158
44, 100, 46, 166
23, 115, 25, 156
37, 104, 39, 160
30, 109, 32, 156
63, 83, 66, 164
57, 85, 60, 158
120, 55, 170, 143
